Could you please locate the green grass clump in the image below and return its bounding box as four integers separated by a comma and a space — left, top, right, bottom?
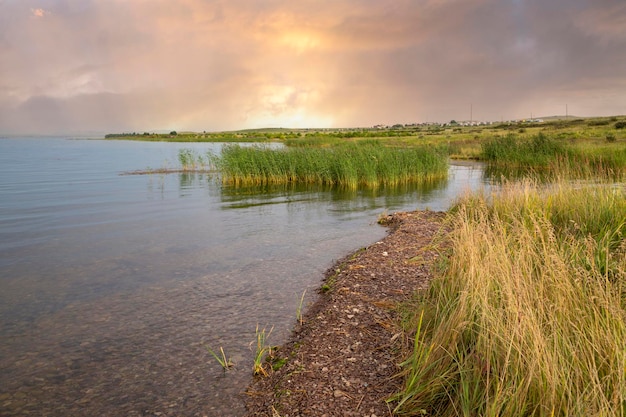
394, 180, 626, 416
213, 141, 448, 189
480, 133, 626, 180
481, 133, 572, 167
571, 145, 626, 178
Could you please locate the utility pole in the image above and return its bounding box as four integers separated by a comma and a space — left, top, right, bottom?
566, 104, 568, 119
470, 104, 473, 124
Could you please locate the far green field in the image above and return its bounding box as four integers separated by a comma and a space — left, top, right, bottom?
105, 115, 626, 161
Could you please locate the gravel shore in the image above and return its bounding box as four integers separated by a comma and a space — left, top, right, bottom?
245, 210, 447, 416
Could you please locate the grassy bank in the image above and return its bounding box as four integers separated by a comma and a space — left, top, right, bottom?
394, 180, 626, 416
212, 141, 448, 188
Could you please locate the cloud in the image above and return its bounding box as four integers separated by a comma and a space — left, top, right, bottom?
574, 2, 626, 42
1, 0, 626, 134
30, 8, 48, 18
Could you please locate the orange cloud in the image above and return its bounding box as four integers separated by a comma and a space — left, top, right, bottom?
30, 8, 48, 18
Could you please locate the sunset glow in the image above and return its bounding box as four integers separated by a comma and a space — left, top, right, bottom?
1, 0, 625, 134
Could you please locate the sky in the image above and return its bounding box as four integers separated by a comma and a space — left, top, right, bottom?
1, 0, 626, 134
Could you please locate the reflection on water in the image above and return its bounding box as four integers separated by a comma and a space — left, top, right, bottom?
218, 177, 448, 210
0, 138, 489, 417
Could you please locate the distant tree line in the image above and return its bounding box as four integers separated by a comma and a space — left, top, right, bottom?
105, 132, 154, 138
105, 131, 177, 138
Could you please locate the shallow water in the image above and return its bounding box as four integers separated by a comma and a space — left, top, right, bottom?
0, 137, 488, 416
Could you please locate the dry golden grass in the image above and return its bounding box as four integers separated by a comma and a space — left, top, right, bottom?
395, 179, 626, 416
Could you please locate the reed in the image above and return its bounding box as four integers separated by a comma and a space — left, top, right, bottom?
206, 346, 233, 371
570, 145, 626, 179
178, 148, 195, 170
252, 325, 275, 377
480, 133, 572, 167
296, 290, 306, 326
394, 179, 626, 416
481, 133, 626, 179
177, 148, 213, 171
213, 142, 448, 188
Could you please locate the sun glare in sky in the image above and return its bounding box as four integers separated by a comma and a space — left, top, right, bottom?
249, 85, 332, 128
281, 31, 323, 53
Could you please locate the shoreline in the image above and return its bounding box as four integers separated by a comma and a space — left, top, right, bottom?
245, 210, 447, 416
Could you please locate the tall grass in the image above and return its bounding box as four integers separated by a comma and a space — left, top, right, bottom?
481, 133, 572, 167
394, 180, 626, 416
481, 133, 626, 179
213, 141, 448, 188
572, 145, 626, 179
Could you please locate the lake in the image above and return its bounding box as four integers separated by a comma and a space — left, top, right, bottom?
0, 137, 489, 416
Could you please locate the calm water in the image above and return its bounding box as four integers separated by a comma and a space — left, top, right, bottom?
0, 137, 489, 416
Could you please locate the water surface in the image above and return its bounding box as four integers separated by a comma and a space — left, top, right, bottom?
0, 137, 488, 416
